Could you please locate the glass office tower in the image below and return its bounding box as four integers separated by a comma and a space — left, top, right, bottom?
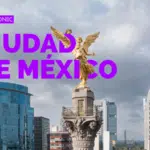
34, 117, 50, 150
94, 99, 117, 149
0, 82, 34, 150
107, 102, 117, 143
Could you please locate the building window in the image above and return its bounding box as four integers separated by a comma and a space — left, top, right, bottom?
4, 118, 7, 124
78, 100, 84, 116
4, 129, 7, 136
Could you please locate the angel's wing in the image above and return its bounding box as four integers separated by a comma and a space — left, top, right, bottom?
83, 32, 100, 52
50, 26, 70, 47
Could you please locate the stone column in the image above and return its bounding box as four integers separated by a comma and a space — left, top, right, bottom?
65, 118, 102, 150
62, 87, 102, 150
72, 137, 94, 150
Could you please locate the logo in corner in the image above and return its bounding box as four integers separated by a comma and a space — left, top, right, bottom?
0, 15, 14, 24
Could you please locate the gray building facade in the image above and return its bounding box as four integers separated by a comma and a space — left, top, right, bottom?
144, 91, 150, 150
95, 99, 117, 145
34, 117, 50, 150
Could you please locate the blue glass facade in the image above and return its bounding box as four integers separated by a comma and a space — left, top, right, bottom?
0, 82, 34, 150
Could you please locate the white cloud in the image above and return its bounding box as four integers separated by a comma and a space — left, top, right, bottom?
103, 24, 138, 49
0, 0, 150, 140
98, 0, 119, 8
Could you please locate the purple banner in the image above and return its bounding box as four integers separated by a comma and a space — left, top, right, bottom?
0, 15, 14, 24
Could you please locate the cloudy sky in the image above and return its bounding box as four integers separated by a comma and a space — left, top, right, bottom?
0, 0, 150, 140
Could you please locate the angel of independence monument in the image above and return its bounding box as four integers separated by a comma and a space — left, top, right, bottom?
51, 26, 102, 150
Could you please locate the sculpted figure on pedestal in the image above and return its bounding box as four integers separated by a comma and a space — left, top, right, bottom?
50, 26, 100, 89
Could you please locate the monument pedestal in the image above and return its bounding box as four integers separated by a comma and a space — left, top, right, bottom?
72, 137, 94, 150
62, 87, 102, 150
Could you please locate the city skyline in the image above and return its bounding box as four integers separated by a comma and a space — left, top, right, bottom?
0, 0, 149, 141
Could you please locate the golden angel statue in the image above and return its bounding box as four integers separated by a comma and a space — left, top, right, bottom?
50, 26, 100, 89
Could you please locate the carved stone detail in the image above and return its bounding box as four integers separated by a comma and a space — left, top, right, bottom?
64, 117, 102, 150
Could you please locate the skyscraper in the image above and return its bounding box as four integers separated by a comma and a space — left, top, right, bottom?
94, 134, 101, 150
94, 99, 117, 148
144, 91, 150, 150
0, 82, 34, 150
103, 131, 112, 150
34, 117, 50, 150
124, 130, 127, 145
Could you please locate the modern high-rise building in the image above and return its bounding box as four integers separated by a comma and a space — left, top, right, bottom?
94, 99, 117, 149
103, 131, 112, 150
94, 134, 101, 150
124, 130, 127, 145
144, 91, 150, 150
0, 82, 34, 150
34, 117, 50, 150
